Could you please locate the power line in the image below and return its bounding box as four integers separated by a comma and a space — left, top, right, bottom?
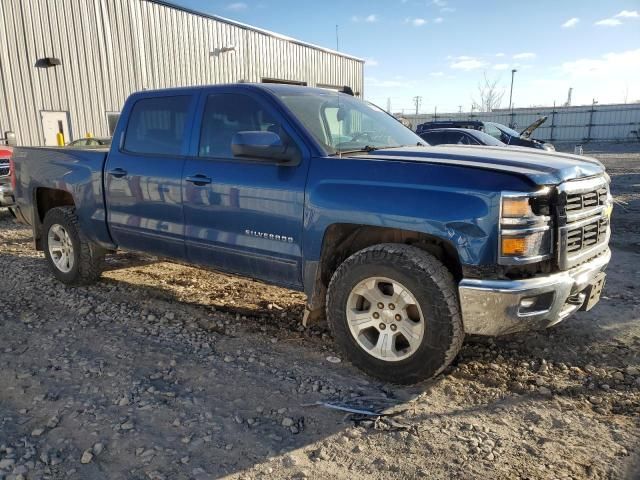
412, 96, 422, 115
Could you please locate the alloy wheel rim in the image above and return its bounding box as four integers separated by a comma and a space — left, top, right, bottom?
346, 276, 425, 362
48, 224, 74, 273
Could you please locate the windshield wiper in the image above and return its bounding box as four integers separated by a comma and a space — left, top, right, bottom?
331, 145, 382, 156
331, 145, 402, 156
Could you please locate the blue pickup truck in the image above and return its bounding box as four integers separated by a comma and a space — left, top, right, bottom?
11, 84, 612, 384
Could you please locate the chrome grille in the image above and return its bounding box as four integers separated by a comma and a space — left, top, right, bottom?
566, 187, 608, 212
558, 176, 611, 270
566, 218, 609, 253
0, 160, 9, 177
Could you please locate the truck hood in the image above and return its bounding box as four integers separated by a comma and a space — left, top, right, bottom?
359, 145, 605, 185
520, 116, 547, 139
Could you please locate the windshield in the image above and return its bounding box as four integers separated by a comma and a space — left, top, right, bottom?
274, 90, 425, 154
487, 122, 521, 138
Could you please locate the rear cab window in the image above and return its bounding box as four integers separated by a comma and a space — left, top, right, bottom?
123, 96, 191, 155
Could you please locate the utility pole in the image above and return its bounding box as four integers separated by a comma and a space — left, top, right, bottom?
434, 105, 437, 121
413, 96, 422, 115
458, 105, 462, 113
386, 97, 391, 113
508, 69, 517, 128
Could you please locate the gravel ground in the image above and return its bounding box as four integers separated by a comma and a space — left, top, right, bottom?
1, 144, 639, 480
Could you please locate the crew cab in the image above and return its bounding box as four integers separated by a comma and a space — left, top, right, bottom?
12, 84, 612, 384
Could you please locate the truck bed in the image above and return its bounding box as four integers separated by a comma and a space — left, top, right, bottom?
12, 146, 113, 248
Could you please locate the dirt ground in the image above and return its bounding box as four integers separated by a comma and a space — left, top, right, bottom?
1, 142, 639, 480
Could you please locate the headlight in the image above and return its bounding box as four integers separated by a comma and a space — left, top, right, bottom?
499, 191, 553, 264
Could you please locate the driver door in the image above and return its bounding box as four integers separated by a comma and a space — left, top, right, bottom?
182, 89, 310, 289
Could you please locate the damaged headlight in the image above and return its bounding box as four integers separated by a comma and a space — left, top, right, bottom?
499, 190, 553, 264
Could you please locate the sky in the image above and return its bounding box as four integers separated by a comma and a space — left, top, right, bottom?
173, 0, 640, 113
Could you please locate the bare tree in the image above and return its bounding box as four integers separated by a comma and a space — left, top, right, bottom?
472, 73, 505, 112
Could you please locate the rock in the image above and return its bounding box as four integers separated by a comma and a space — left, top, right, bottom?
0, 458, 16, 470
538, 386, 551, 395
121, 421, 134, 430
613, 371, 625, 382
292, 470, 309, 479
283, 454, 299, 467
589, 396, 603, 405
625, 366, 639, 376
282, 417, 295, 427
223, 356, 233, 363
46, 416, 60, 428
93, 443, 105, 456
31, 428, 45, 437
326, 356, 341, 364
80, 450, 94, 464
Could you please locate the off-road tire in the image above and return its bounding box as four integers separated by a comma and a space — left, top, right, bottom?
326, 243, 464, 384
42, 207, 105, 285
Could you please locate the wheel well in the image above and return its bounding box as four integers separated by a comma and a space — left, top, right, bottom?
309, 224, 462, 311
33, 188, 75, 250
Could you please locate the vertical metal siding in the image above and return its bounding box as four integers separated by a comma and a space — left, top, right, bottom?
0, 0, 364, 146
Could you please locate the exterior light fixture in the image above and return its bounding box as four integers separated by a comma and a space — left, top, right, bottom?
210, 45, 236, 56
35, 57, 62, 68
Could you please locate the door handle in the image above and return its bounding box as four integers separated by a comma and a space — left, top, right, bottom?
108, 168, 128, 178
185, 174, 212, 186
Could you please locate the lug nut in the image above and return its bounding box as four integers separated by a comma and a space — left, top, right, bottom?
379, 323, 386, 330
388, 303, 395, 310
377, 302, 384, 309
373, 312, 380, 319
395, 314, 402, 321
390, 324, 397, 332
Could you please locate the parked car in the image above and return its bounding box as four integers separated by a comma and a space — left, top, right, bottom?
0, 146, 15, 212
417, 117, 555, 151
67, 137, 112, 148
12, 84, 611, 384
419, 128, 506, 147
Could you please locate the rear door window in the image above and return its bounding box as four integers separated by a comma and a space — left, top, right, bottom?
124, 96, 190, 155
444, 131, 467, 144
422, 131, 445, 145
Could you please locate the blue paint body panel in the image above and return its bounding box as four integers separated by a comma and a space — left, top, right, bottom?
12, 84, 606, 298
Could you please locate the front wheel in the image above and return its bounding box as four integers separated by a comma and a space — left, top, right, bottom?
42, 207, 105, 285
326, 244, 464, 384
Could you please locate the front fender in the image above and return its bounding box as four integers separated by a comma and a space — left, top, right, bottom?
301, 156, 537, 295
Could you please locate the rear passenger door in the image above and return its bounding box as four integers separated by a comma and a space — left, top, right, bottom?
105, 94, 197, 259
182, 89, 310, 288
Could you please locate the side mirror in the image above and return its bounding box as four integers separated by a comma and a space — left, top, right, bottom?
231, 131, 295, 163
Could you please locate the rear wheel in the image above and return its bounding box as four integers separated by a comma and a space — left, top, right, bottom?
42, 207, 105, 285
326, 243, 463, 384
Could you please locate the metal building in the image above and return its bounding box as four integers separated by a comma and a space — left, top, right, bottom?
0, 0, 364, 146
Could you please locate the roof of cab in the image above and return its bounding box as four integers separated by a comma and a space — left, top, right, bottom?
128, 83, 350, 98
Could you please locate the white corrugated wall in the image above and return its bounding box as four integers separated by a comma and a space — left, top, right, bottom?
0, 0, 364, 146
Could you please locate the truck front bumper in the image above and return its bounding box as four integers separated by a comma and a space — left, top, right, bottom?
458, 249, 611, 336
